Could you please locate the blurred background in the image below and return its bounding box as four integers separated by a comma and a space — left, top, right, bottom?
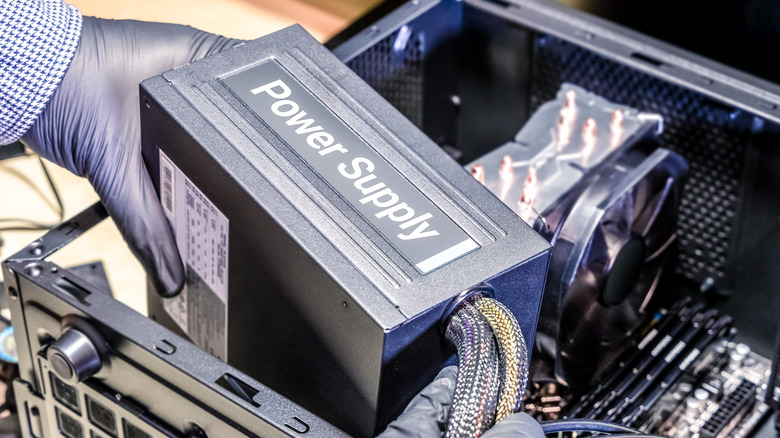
67, 0, 381, 41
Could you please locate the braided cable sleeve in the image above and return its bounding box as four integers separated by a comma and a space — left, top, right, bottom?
445, 303, 501, 438
473, 298, 529, 421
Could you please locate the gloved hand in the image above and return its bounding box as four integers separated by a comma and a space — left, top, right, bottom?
21, 17, 243, 297
377, 366, 544, 438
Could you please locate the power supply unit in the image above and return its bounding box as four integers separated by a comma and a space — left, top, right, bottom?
141, 25, 550, 436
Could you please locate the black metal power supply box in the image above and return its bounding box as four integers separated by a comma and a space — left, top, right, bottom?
141, 25, 550, 436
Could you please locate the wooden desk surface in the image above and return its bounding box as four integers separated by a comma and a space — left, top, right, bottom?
0, 0, 378, 314
67, 0, 379, 41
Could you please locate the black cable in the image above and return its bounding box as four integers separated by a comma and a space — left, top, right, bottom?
574, 435, 664, 438
540, 419, 642, 435
0, 156, 65, 232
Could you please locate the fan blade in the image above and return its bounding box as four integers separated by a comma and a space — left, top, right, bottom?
557, 270, 610, 388
603, 252, 667, 344
637, 263, 664, 314
583, 226, 611, 286
645, 233, 676, 264
602, 191, 634, 239
559, 271, 600, 347
601, 193, 635, 263
601, 298, 640, 347
633, 176, 674, 240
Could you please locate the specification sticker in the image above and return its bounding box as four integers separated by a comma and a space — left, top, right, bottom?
160, 150, 229, 361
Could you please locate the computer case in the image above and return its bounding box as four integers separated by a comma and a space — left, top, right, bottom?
327, 0, 780, 360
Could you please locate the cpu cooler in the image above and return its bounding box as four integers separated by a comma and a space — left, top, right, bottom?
541, 148, 688, 389
465, 84, 688, 390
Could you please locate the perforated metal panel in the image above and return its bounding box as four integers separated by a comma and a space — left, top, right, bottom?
344, 22, 751, 291
346, 27, 425, 127
529, 35, 752, 289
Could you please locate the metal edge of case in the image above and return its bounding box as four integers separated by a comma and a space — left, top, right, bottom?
330, 0, 780, 125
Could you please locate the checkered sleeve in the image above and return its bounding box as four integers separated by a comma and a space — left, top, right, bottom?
0, 0, 82, 144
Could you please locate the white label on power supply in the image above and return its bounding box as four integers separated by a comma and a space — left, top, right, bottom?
159, 149, 229, 361
222, 61, 479, 274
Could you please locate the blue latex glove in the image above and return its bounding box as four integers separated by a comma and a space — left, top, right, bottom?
378, 366, 544, 438
21, 17, 242, 297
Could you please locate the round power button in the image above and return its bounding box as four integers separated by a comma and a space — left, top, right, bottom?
47, 329, 102, 384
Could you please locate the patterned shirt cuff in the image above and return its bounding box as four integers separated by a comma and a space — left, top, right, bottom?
0, 0, 82, 144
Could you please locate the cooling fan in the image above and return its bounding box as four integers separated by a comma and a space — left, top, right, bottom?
541, 148, 688, 390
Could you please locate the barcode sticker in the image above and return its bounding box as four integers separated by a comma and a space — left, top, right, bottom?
158, 149, 229, 361
160, 153, 175, 218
